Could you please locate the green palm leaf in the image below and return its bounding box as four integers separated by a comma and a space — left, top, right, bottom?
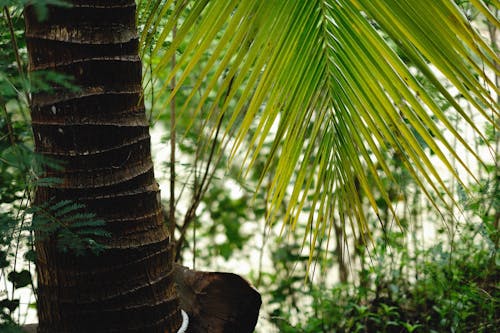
138, 0, 499, 261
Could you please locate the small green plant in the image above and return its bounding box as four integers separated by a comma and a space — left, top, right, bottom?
266, 233, 498, 333
29, 199, 110, 255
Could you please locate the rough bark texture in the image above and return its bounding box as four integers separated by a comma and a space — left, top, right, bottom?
24, 264, 262, 333
25, 1, 182, 332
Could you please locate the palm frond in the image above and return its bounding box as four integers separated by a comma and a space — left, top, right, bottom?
138, 0, 499, 257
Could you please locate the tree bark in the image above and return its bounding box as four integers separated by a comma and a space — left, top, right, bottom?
173, 265, 261, 333
25, 1, 182, 332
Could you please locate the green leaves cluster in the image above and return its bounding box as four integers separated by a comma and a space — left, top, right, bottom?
267, 223, 498, 333
29, 200, 110, 255
138, 0, 499, 261
0, 0, 70, 20
197, 186, 252, 261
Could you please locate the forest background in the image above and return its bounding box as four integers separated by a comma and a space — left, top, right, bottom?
0, 0, 498, 332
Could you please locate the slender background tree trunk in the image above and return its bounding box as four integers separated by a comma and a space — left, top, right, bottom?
25, 1, 182, 331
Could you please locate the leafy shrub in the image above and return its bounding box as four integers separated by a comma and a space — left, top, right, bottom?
268, 226, 498, 333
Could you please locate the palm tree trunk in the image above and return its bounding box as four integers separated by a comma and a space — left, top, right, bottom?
25, 1, 182, 332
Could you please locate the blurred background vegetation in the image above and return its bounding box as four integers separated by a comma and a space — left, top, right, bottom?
1, 0, 499, 332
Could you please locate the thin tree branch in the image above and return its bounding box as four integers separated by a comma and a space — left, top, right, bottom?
1, 98, 16, 146
485, 5, 499, 249
175, 111, 226, 259
175, 76, 235, 259
3, 7, 30, 105
169, 13, 178, 237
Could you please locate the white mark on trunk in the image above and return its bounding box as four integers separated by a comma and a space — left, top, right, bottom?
177, 309, 189, 333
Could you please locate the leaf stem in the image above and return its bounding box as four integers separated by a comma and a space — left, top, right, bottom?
3, 7, 30, 105
175, 76, 235, 260
168, 4, 178, 238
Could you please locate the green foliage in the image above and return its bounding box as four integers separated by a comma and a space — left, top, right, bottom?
141, 4, 498, 332
29, 199, 110, 255
198, 187, 252, 260
1, 6, 34, 328
0, 1, 71, 20
139, 0, 499, 257
267, 229, 498, 333
7, 270, 31, 289
0, 0, 497, 331
258, 118, 499, 332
